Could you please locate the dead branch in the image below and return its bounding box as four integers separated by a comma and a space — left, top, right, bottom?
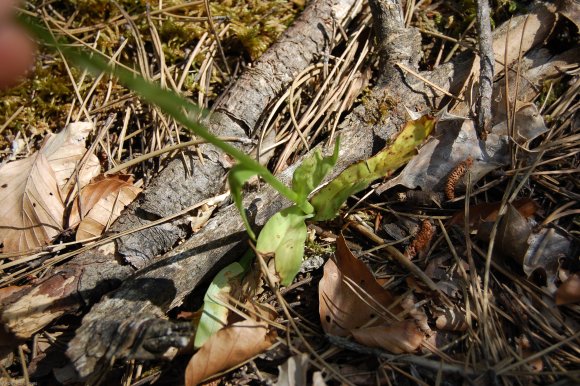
63, 3, 574, 382
0, 0, 359, 343
476, 0, 495, 138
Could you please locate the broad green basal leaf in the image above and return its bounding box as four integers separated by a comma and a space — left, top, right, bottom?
228, 165, 258, 240
310, 115, 436, 221
292, 138, 340, 201
256, 206, 309, 286
194, 262, 245, 349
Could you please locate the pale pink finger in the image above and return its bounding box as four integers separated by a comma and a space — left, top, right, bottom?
0, 23, 36, 89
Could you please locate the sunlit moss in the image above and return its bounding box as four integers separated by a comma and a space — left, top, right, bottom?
1, 0, 301, 153
212, 0, 299, 60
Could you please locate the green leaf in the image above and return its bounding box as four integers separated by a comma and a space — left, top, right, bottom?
310, 115, 436, 221
21, 16, 305, 210
194, 262, 245, 349
292, 138, 340, 201
256, 206, 308, 286
228, 165, 258, 240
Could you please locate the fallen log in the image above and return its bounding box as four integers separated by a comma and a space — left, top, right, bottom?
64, 1, 574, 382
0, 0, 360, 343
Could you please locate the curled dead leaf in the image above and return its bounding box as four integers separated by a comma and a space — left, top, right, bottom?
185, 314, 277, 386
557, 0, 580, 33
0, 153, 64, 253
493, 204, 533, 265
68, 174, 141, 241
523, 227, 572, 294
449, 198, 539, 229
452, 200, 571, 293
319, 236, 398, 336
41, 122, 100, 201
351, 320, 425, 354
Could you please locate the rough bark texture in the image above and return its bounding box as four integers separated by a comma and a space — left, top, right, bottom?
65, 1, 573, 381
476, 0, 495, 137
0, 0, 358, 343
1, 1, 570, 381
115, 0, 357, 268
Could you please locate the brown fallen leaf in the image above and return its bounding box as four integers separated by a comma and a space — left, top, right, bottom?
523, 227, 572, 294
68, 175, 141, 241
351, 320, 425, 354
479, 204, 572, 293
0, 152, 64, 253
319, 235, 398, 336
448, 198, 539, 229
185, 312, 277, 386
555, 273, 580, 305
490, 204, 533, 265
557, 0, 580, 32
40, 122, 100, 201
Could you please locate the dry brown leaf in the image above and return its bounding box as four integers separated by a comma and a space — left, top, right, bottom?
184, 317, 276, 386
492, 4, 556, 67
41, 122, 100, 201
0, 152, 64, 253
449, 198, 539, 229
319, 235, 398, 336
68, 175, 141, 241
188, 203, 217, 233
351, 320, 425, 354
555, 273, 580, 305
523, 227, 572, 294
491, 102, 549, 144
477, 205, 572, 293
495, 204, 534, 265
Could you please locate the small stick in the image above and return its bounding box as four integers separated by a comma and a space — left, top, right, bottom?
327, 335, 478, 376
476, 0, 495, 140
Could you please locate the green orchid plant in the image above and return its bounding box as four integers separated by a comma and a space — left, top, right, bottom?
23, 17, 435, 349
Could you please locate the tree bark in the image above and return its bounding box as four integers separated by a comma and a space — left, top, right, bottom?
0, 0, 359, 343
64, 2, 572, 382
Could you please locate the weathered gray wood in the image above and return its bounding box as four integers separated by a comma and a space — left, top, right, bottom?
65, 0, 426, 380
476, 0, 495, 136
65, 3, 574, 380
0, 0, 359, 342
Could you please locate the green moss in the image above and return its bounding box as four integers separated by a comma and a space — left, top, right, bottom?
1, 0, 301, 153
537, 79, 567, 121
212, 0, 298, 60
0, 54, 78, 148
362, 93, 397, 126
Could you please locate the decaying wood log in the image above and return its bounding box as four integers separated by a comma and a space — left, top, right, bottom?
0, 0, 359, 343
64, 1, 575, 382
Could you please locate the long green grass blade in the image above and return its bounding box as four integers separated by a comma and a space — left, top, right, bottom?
21, 16, 310, 212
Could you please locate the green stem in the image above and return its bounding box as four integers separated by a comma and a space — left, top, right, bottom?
23, 17, 314, 214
